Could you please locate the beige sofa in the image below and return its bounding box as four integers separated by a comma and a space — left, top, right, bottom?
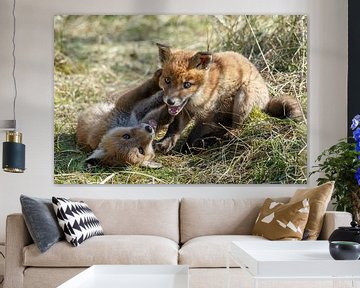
4, 198, 352, 288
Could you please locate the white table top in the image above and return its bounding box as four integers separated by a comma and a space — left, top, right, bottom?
231, 240, 360, 278
58, 265, 189, 288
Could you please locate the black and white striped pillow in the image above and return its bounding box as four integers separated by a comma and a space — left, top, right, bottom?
52, 197, 104, 247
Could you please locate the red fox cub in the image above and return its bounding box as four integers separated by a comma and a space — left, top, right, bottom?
77, 69, 172, 168
155, 43, 302, 153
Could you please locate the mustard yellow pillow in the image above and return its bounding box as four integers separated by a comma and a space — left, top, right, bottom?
289, 181, 334, 240
252, 198, 310, 240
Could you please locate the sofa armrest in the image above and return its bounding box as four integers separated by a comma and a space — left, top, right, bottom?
4, 213, 33, 288
318, 211, 352, 240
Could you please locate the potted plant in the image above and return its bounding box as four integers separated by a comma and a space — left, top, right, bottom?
311, 115, 360, 222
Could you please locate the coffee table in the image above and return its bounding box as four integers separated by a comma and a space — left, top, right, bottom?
228, 241, 360, 288
57, 265, 189, 288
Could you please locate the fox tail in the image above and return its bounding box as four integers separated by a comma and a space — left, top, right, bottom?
265, 96, 303, 120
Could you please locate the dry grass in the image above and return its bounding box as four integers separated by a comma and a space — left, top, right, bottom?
54, 15, 307, 184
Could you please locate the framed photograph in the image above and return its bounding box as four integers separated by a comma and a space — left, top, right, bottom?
54, 15, 307, 184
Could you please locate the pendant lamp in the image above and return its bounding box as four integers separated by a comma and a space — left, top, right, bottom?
1, 0, 25, 173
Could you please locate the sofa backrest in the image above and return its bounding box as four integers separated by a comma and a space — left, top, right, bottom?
73, 198, 180, 243
180, 198, 289, 243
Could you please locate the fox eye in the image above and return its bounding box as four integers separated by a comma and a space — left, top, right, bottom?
164, 77, 171, 84
122, 134, 130, 139
138, 147, 144, 155
183, 82, 192, 89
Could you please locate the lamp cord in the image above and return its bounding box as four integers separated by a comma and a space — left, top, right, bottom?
11, 0, 17, 130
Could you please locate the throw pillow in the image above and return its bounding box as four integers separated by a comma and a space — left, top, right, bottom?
52, 197, 104, 247
289, 181, 334, 240
252, 198, 310, 240
20, 195, 64, 253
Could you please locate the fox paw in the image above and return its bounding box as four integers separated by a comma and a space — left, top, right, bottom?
155, 137, 177, 154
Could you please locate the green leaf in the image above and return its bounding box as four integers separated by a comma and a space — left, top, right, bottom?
310, 140, 359, 215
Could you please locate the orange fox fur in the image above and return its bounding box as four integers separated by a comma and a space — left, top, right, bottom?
155, 44, 302, 153
76, 69, 172, 168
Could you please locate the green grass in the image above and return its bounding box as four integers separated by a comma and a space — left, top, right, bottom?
54, 15, 307, 184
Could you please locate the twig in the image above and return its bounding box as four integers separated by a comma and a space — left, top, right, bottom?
57, 150, 81, 154
100, 173, 116, 184
119, 171, 166, 184
205, 16, 213, 52
297, 143, 307, 156
245, 16, 276, 82
56, 170, 166, 184
291, 83, 307, 124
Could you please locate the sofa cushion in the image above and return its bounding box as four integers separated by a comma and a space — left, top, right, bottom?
180, 198, 289, 243
252, 198, 310, 240
23, 235, 178, 267
72, 199, 179, 243
290, 181, 334, 240
179, 235, 267, 268
20, 195, 64, 253
52, 197, 104, 247
24, 268, 86, 288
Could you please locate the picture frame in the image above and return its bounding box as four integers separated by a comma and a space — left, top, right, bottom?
54, 15, 307, 185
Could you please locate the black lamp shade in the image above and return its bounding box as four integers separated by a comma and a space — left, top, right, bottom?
3, 141, 25, 173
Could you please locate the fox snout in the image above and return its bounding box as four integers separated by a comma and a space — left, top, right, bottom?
139, 122, 156, 135
144, 124, 153, 133
166, 98, 176, 106
163, 94, 188, 116
163, 93, 185, 106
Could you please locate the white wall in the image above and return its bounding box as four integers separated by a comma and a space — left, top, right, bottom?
0, 0, 348, 242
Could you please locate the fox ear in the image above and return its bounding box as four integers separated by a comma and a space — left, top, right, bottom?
85, 148, 105, 167
157, 43, 171, 64
141, 160, 162, 169
189, 52, 213, 69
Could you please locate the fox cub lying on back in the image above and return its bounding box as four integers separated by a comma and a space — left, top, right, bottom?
155, 44, 302, 153
77, 69, 172, 168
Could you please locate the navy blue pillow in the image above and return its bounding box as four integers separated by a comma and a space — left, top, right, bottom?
20, 195, 64, 253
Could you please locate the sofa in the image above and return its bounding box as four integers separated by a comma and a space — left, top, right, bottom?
4, 198, 352, 288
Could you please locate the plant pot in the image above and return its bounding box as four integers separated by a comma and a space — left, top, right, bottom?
329, 241, 360, 260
